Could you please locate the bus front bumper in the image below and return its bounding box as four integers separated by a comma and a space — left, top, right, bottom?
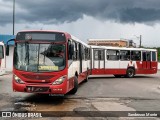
13, 80, 68, 94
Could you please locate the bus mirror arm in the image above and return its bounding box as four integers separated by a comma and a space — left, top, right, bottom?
6, 39, 15, 56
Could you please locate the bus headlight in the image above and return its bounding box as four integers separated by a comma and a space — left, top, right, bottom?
14, 75, 25, 84
52, 76, 66, 85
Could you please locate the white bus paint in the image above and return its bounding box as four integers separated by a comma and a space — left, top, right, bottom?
0, 42, 6, 75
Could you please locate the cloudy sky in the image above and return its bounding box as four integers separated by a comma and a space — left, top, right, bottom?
0, 0, 160, 47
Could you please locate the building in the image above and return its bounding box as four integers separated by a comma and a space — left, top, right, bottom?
88, 39, 136, 47
0, 34, 15, 71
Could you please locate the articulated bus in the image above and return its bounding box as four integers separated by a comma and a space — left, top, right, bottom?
6, 30, 158, 95
6, 30, 90, 94
91, 46, 157, 78
0, 41, 6, 75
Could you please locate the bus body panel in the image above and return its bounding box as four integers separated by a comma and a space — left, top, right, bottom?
11, 30, 158, 95
12, 68, 69, 94
91, 46, 158, 76
0, 42, 6, 75
68, 60, 88, 84
12, 30, 89, 94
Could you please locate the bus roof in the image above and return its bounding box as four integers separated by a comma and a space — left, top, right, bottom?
91, 45, 157, 52
19, 30, 67, 33
15, 30, 157, 51
17, 30, 89, 47
18, 30, 70, 36
71, 35, 89, 47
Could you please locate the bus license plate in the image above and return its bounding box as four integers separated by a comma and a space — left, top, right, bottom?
27, 86, 49, 92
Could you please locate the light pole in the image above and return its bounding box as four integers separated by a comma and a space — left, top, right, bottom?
139, 35, 142, 48
134, 35, 142, 48
13, 0, 15, 35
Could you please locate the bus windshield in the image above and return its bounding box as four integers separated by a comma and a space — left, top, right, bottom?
14, 43, 66, 72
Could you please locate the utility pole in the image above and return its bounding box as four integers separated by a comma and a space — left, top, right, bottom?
133, 35, 142, 48
13, 0, 15, 35
139, 35, 142, 48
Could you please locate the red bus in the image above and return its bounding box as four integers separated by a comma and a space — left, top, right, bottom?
6, 30, 90, 95
91, 45, 158, 77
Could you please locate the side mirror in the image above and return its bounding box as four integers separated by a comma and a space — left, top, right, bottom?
6, 38, 15, 56
0, 46, 4, 59
6, 45, 9, 56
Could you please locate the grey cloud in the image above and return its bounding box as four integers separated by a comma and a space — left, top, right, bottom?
118, 8, 160, 23
1, 0, 160, 25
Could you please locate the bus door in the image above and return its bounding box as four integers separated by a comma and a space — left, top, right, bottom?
146, 52, 151, 69
92, 49, 105, 74
151, 51, 157, 70
142, 51, 151, 69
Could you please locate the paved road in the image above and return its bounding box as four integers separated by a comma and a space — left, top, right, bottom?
1, 72, 160, 120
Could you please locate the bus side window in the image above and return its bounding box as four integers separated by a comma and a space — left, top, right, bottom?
93, 50, 104, 60
146, 52, 151, 61
85, 48, 88, 60
142, 52, 146, 61
88, 48, 90, 60
81, 45, 85, 60
131, 51, 141, 61
86, 48, 90, 60
79, 44, 82, 60
68, 40, 73, 60
99, 50, 104, 60
94, 50, 99, 60
152, 51, 156, 61
107, 50, 119, 61
72, 41, 76, 61
120, 50, 130, 61
0, 45, 4, 59
85, 47, 88, 61
76, 43, 79, 60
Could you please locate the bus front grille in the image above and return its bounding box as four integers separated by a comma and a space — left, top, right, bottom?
22, 74, 54, 80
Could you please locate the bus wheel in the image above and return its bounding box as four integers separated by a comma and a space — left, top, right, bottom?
126, 68, 135, 78
70, 76, 78, 94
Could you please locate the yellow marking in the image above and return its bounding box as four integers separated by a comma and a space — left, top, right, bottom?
38, 66, 58, 70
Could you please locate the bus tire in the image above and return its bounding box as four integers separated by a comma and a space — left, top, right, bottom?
126, 68, 135, 78
70, 76, 78, 94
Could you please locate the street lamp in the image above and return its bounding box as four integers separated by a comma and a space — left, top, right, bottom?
13, 0, 15, 35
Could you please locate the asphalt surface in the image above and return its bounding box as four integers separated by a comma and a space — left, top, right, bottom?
1, 72, 160, 120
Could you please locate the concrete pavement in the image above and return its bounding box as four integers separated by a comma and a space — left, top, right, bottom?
1, 72, 160, 119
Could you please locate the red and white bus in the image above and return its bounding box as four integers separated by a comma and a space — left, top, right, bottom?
0, 41, 6, 75
6, 30, 158, 95
91, 46, 158, 77
6, 30, 90, 94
